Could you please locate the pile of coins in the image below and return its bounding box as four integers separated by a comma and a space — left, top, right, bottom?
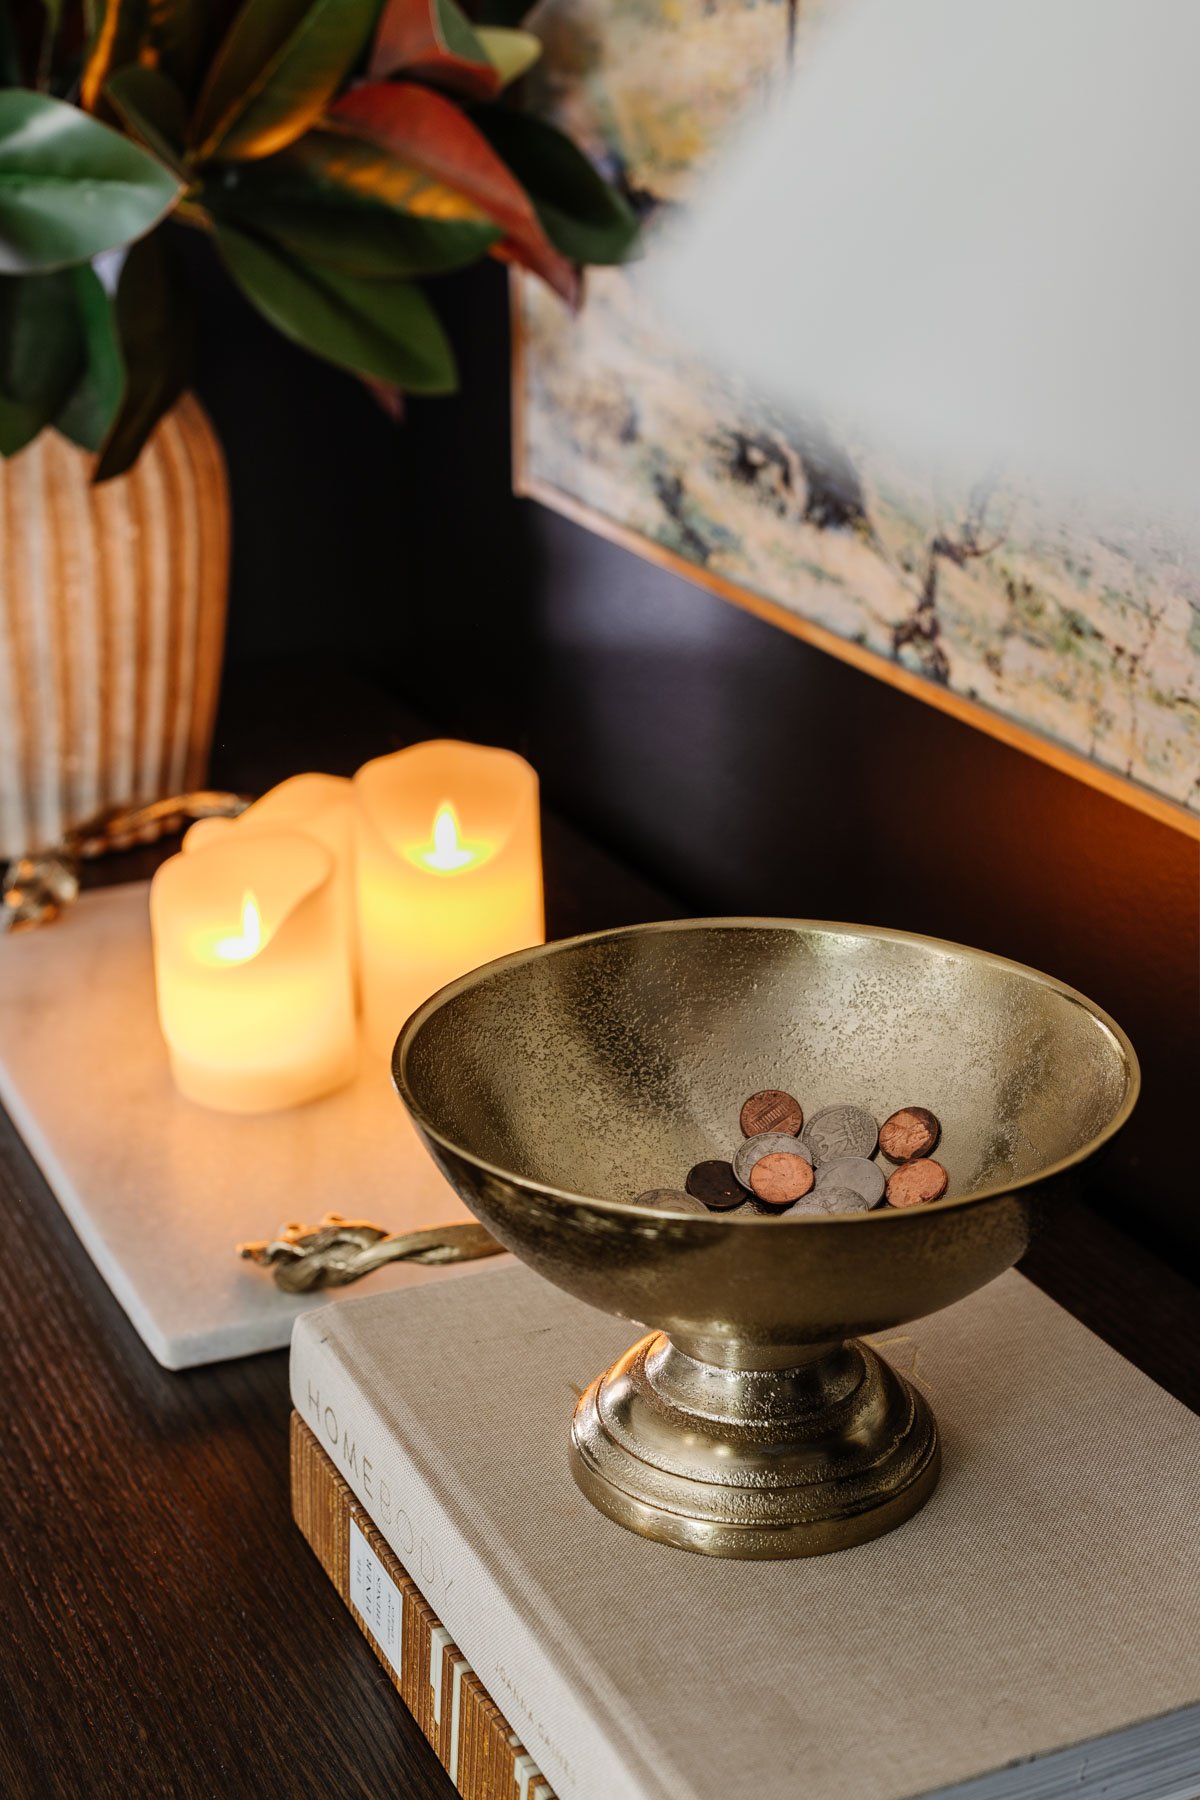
634, 1091, 950, 1220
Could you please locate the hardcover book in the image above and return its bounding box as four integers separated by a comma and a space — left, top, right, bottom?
291, 1415, 555, 1799
290, 1262, 1200, 1800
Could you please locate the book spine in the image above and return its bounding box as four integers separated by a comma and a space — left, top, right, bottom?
290, 1318, 654, 1800
290, 1415, 554, 1800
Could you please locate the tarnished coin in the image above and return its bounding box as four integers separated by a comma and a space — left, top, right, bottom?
815, 1156, 885, 1207
748, 1152, 815, 1209
879, 1106, 941, 1163
804, 1104, 879, 1164
884, 1158, 949, 1208
733, 1131, 814, 1191
633, 1189, 711, 1215
739, 1089, 804, 1139
685, 1160, 746, 1211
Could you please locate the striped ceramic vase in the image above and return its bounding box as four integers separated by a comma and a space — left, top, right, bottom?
0, 394, 230, 858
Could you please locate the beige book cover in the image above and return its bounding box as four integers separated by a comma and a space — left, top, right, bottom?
290, 1263, 1200, 1800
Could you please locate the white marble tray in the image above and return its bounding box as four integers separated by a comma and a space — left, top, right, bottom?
0, 883, 503, 1369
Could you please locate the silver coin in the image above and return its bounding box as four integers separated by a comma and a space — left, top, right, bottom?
804, 1104, 879, 1165
732, 1131, 814, 1191
772, 1183, 858, 1217
633, 1188, 711, 1215
814, 1155, 885, 1207
809, 1183, 875, 1216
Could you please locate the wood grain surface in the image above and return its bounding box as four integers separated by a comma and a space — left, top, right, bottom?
1, 679, 1196, 1800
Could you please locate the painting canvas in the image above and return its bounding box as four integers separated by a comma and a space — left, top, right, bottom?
514, 0, 1200, 830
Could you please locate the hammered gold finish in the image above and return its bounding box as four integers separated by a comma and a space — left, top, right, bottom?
393, 920, 1138, 1559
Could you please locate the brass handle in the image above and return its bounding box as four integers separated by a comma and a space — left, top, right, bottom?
4, 789, 251, 933
238, 1213, 504, 1293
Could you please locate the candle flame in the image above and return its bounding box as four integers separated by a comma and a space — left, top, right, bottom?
421, 801, 477, 872
212, 890, 263, 962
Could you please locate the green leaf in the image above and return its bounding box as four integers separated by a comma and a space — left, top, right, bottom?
214, 219, 457, 393
472, 107, 638, 265
94, 228, 191, 479
81, 0, 149, 114
0, 90, 183, 275
0, 269, 84, 455
104, 65, 188, 173
147, 0, 235, 101
55, 264, 125, 450
433, 0, 483, 62
476, 27, 540, 88
189, 0, 381, 164
88, 2, 242, 110
202, 128, 500, 277
370, 0, 500, 100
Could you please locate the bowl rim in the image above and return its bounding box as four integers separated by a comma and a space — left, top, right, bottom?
392, 917, 1141, 1224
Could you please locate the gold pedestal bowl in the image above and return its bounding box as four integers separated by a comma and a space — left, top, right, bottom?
394, 921, 1138, 1560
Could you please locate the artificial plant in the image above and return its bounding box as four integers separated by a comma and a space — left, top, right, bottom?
0, 0, 637, 478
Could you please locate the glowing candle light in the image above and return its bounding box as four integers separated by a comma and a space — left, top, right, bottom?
184, 773, 357, 997
408, 802, 487, 874
151, 831, 357, 1113
209, 890, 262, 963
354, 740, 543, 1056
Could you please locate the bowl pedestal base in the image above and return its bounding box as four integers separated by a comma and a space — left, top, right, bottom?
570, 1331, 940, 1559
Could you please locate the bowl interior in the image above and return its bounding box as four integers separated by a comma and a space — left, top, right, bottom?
398, 921, 1135, 1210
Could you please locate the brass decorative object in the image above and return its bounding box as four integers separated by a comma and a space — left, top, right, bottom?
2, 791, 250, 932
238, 1213, 503, 1291
394, 919, 1138, 1560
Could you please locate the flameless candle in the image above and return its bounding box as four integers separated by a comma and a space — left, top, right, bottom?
151, 831, 357, 1113
354, 740, 543, 1055
184, 773, 356, 994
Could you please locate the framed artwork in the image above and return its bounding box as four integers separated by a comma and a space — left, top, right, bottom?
513, 0, 1200, 836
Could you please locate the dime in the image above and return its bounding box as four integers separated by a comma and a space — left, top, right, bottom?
748, 1152, 815, 1209
815, 1156, 885, 1207
685, 1159, 746, 1211
733, 1131, 814, 1191
884, 1158, 949, 1208
879, 1106, 941, 1163
804, 1104, 879, 1165
633, 1189, 711, 1215
739, 1089, 804, 1139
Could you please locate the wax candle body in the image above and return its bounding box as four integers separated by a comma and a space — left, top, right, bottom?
151, 831, 357, 1113
355, 740, 543, 1056
185, 773, 357, 995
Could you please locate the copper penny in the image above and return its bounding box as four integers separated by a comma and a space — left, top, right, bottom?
732, 1131, 813, 1192
739, 1089, 804, 1139
879, 1106, 941, 1163
884, 1158, 949, 1208
748, 1152, 815, 1210
685, 1160, 746, 1211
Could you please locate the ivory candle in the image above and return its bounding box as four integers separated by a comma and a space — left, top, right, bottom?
354, 740, 543, 1056
150, 831, 357, 1113
184, 773, 356, 994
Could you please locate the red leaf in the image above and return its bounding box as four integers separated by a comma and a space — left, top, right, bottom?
330, 83, 579, 304
369, 0, 500, 101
